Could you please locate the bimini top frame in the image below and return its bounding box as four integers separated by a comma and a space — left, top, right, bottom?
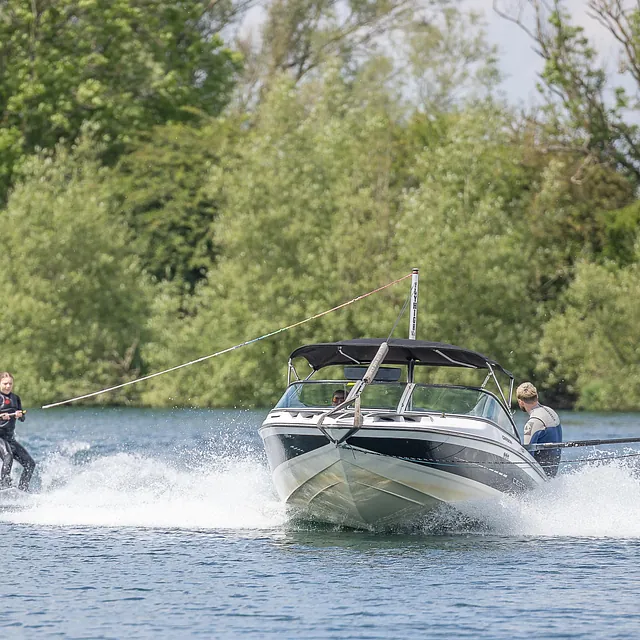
287, 338, 516, 410
290, 338, 513, 376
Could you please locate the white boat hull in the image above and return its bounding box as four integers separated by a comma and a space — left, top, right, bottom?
260, 414, 548, 529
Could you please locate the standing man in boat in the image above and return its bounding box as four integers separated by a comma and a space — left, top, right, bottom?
517, 382, 562, 477
0, 372, 35, 491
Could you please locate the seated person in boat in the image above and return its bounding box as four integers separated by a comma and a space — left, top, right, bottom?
332, 390, 346, 407
0, 371, 35, 491
517, 382, 562, 478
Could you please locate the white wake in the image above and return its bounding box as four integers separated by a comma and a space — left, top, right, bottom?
0, 440, 286, 529
425, 458, 640, 538
4, 443, 640, 537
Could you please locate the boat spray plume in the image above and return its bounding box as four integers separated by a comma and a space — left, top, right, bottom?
42, 272, 414, 409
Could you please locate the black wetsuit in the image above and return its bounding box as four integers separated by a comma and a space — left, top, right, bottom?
0, 392, 35, 490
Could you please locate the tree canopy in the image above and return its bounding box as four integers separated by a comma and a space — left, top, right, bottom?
0, 0, 638, 411
0, 139, 152, 403
0, 0, 240, 201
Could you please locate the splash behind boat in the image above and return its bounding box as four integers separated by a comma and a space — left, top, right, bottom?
259, 272, 548, 529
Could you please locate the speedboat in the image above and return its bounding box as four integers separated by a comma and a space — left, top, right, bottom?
259, 273, 548, 529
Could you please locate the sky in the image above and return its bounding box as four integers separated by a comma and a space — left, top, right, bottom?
481, 0, 622, 105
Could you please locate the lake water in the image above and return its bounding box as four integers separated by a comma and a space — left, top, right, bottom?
2, 407, 640, 639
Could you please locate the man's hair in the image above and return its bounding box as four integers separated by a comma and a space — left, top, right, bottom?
516, 382, 538, 401
0, 372, 13, 381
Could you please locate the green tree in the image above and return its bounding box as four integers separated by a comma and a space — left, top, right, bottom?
393, 106, 543, 381
522, 157, 635, 302
495, 0, 640, 184
140, 69, 409, 407
239, 0, 413, 87
601, 199, 640, 266
113, 119, 242, 291
393, 106, 638, 394
493, 1, 640, 311
403, 4, 500, 112
0, 0, 241, 200
537, 258, 640, 410
0, 138, 152, 405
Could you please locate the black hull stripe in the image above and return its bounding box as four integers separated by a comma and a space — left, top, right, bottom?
347, 436, 536, 493
262, 433, 540, 493
262, 433, 329, 468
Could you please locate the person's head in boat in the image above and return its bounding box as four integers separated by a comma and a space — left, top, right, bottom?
332, 390, 346, 406
516, 382, 538, 412
0, 372, 14, 396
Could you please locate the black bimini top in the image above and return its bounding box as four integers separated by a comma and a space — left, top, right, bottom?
290, 338, 512, 377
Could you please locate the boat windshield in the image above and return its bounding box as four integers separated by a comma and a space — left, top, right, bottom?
275, 381, 406, 410
275, 381, 517, 437
409, 385, 516, 436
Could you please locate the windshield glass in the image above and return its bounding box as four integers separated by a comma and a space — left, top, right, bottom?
275, 381, 406, 410
410, 385, 516, 436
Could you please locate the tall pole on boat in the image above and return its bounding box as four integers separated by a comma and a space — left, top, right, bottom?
409, 268, 419, 341
408, 268, 419, 384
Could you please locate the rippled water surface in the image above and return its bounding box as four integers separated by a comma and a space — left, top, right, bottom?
2, 408, 640, 638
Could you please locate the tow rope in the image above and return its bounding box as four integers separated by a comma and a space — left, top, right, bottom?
42, 272, 413, 409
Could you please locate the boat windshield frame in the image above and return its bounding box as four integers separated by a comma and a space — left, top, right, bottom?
274, 380, 520, 439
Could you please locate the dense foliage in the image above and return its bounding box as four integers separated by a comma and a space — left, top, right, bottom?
0, 0, 638, 410
0, 0, 240, 201
0, 139, 151, 403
